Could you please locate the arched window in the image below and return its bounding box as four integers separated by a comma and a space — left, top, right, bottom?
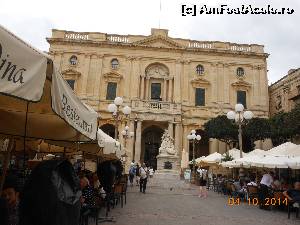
69, 55, 78, 65
100, 124, 115, 138
111, 58, 119, 69
196, 65, 204, 75
237, 67, 245, 77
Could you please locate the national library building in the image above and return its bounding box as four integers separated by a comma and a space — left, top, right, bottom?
47, 28, 269, 170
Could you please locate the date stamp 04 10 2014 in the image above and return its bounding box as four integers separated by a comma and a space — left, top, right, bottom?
227, 197, 288, 206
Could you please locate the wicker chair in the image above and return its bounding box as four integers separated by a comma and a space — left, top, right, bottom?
247, 185, 258, 201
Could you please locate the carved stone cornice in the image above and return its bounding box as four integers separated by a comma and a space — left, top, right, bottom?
48, 38, 268, 59
231, 80, 252, 90
61, 68, 81, 77
190, 77, 211, 87
103, 72, 123, 81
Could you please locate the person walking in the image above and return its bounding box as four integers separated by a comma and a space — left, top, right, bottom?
139, 163, 149, 194
135, 163, 140, 186
198, 168, 208, 198
149, 167, 154, 178
128, 165, 136, 187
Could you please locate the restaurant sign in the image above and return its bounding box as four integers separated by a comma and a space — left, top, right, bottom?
0, 25, 47, 101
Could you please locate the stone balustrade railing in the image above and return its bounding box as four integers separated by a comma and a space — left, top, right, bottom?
131, 100, 181, 114
188, 42, 212, 49
229, 44, 251, 52
107, 35, 130, 43
64, 32, 89, 40
50, 30, 264, 54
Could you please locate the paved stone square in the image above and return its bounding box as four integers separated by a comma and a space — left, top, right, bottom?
99, 175, 299, 225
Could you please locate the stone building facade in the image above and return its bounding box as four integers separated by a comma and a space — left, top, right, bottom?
47, 28, 269, 170
269, 68, 300, 116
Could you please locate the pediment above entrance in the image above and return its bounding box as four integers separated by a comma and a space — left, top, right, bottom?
190, 77, 211, 87
103, 72, 123, 81
231, 80, 252, 90
61, 68, 81, 76
133, 36, 183, 49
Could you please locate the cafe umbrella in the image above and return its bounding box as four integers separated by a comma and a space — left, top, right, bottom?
0, 24, 98, 192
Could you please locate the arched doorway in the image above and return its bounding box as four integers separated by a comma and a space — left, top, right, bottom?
100, 124, 115, 138
189, 129, 209, 161
142, 126, 164, 170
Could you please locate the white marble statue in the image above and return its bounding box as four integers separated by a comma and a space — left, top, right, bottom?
159, 130, 177, 156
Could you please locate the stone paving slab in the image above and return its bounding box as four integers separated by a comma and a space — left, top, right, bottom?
95, 175, 299, 225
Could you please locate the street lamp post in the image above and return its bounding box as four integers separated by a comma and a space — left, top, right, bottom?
107, 97, 132, 140
226, 103, 254, 158
187, 130, 201, 183
121, 126, 134, 148
121, 126, 134, 169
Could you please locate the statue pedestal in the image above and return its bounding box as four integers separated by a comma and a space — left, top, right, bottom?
156, 154, 179, 173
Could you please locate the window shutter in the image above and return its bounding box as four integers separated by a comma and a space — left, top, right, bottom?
106, 82, 117, 100
237, 91, 247, 108
195, 88, 205, 106
151, 83, 162, 100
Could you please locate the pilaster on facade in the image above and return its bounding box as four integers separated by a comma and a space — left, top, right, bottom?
134, 120, 142, 163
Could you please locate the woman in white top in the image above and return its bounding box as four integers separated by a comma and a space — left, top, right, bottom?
148, 167, 154, 178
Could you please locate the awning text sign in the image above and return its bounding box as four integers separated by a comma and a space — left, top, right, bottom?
0, 25, 47, 101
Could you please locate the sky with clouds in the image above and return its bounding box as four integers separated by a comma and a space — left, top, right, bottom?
0, 0, 299, 84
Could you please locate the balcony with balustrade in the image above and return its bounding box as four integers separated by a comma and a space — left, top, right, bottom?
131, 100, 181, 115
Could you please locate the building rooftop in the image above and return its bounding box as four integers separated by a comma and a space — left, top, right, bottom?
269, 68, 300, 89
47, 28, 267, 56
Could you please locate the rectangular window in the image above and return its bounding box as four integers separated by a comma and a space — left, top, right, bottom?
237, 90, 247, 108
66, 79, 75, 90
151, 83, 162, 100
195, 88, 205, 106
106, 82, 117, 100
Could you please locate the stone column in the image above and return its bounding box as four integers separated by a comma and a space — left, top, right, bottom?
182, 125, 189, 159
168, 78, 173, 102
126, 120, 135, 163
163, 78, 167, 101
134, 120, 142, 163
175, 123, 182, 160
145, 78, 149, 100
168, 122, 174, 139
140, 76, 145, 99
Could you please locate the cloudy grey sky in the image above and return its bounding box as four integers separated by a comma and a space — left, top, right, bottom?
0, 0, 299, 83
